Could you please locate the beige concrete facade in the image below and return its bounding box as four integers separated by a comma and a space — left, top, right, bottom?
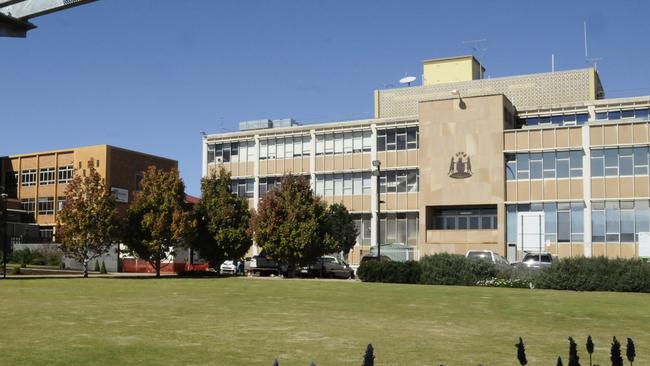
205, 56, 650, 263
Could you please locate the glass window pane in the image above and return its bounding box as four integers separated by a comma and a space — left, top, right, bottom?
591, 157, 604, 177
621, 210, 635, 242
558, 211, 570, 242
592, 210, 605, 242
557, 160, 569, 178
635, 200, 650, 236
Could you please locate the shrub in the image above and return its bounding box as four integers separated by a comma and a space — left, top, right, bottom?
10, 247, 63, 267
534, 257, 650, 292
94, 260, 101, 272
419, 253, 497, 286
11, 265, 21, 275
356, 260, 421, 284
100, 261, 107, 274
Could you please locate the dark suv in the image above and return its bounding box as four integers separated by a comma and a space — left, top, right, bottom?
300, 256, 354, 279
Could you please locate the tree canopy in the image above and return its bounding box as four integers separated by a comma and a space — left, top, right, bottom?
192, 167, 251, 267
122, 166, 195, 277
323, 203, 358, 256
57, 163, 118, 277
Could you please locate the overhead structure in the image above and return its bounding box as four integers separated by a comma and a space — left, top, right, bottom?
0, 0, 95, 37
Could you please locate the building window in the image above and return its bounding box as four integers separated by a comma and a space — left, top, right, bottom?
377, 127, 418, 152
38, 197, 55, 215
427, 205, 497, 230
506, 150, 583, 181
21, 198, 36, 215
135, 173, 143, 192
353, 214, 372, 246
231, 178, 254, 198
315, 172, 372, 197
594, 108, 649, 121
591, 200, 650, 243
39, 167, 56, 185
39, 228, 53, 242
58, 165, 74, 183
591, 147, 650, 177
316, 131, 371, 155
378, 212, 418, 246
379, 169, 419, 193
257, 137, 311, 160
57, 197, 66, 211
208, 140, 257, 164
522, 113, 589, 127
506, 202, 583, 244
21, 169, 37, 186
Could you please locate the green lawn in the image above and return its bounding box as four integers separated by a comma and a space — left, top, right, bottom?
0, 278, 647, 365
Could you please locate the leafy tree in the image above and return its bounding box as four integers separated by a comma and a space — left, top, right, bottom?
515, 337, 528, 365
322, 203, 358, 256
586, 335, 595, 366
626, 338, 635, 366
57, 164, 118, 277
568, 336, 581, 366
363, 343, 374, 366
611, 337, 624, 366
123, 166, 195, 277
557, 356, 564, 366
250, 175, 327, 274
192, 167, 251, 268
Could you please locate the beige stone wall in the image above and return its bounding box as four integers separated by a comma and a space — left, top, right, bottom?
417, 94, 513, 256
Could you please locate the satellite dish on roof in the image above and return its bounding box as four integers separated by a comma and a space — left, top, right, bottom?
399, 75, 416, 86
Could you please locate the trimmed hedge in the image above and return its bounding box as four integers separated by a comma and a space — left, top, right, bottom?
419, 253, 497, 286
356, 260, 421, 284
533, 256, 650, 292
357, 254, 650, 293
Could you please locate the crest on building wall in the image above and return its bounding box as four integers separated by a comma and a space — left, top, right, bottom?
448, 152, 472, 179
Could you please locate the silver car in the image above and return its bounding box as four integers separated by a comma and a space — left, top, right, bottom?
519, 252, 555, 269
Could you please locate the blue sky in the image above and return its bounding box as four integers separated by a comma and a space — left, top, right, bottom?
2, 0, 650, 195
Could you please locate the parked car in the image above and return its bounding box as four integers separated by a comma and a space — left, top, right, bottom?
465, 250, 510, 268
246, 254, 280, 276
517, 252, 555, 269
359, 255, 392, 265
299, 256, 354, 279
219, 260, 238, 275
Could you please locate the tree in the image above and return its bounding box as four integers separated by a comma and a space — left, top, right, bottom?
250, 175, 327, 274
322, 203, 358, 257
123, 166, 195, 277
586, 336, 594, 366
192, 167, 251, 268
363, 343, 374, 366
557, 356, 564, 366
611, 337, 624, 366
626, 338, 635, 366
57, 164, 118, 277
568, 337, 581, 366
515, 337, 528, 365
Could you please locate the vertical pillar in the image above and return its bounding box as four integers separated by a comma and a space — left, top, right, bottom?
252, 135, 260, 256
582, 124, 592, 257
201, 136, 208, 178
309, 130, 316, 191
370, 123, 378, 250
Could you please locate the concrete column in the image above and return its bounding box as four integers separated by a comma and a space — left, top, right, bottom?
252, 135, 260, 256
309, 130, 316, 191
370, 123, 379, 249
201, 137, 208, 178
582, 124, 592, 257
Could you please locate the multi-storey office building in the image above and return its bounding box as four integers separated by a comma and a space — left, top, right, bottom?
203, 55, 650, 263
0, 144, 177, 244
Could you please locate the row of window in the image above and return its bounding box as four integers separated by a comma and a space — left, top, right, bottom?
377, 127, 419, 151
352, 212, 420, 247
506, 151, 583, 180
591, 200, 649, 242
591, 147, 650, 177
315, 172, 372, 197
261, 136, 311, 160
595, 108, 649, 121
21, 197, 65, 216
7, 166, 74, 187
315, 131, 372, 155
379, 169, 419, 193
522, 113, 589, 127
207, 141, 256, 164
506, 202, 584, 243
428, 206, 497, 230
231, 179, 255, 198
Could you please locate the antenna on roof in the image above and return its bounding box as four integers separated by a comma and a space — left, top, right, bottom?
462, 38, 488, 78
583, 21, 603, 70
399, 75, 416, 87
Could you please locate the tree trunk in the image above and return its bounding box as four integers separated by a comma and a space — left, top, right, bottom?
155, 249, 161, 278
83, 258, 88, 278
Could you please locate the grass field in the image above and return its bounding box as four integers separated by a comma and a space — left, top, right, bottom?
0, 278, 648, 365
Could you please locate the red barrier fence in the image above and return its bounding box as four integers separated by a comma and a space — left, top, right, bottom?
121, 259, 209, 273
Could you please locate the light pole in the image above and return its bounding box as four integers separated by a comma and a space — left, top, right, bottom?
1, 190, 8, 279
372, 160, 381, 259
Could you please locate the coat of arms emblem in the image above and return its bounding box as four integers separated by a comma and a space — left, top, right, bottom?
448, 152, 472, 179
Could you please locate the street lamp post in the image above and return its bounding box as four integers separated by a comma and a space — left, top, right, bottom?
1, 191, 8, 279
372, 160, 381, 259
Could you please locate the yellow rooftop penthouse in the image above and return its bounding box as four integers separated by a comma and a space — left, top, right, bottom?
204, 55, 650, 265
